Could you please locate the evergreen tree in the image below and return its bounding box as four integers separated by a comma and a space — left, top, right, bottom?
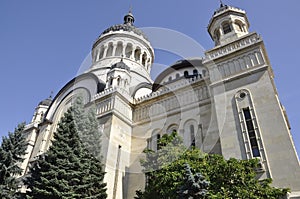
73, 96, 103, 160
24, 99, 107, 199
178, 163, 209, 199
0, 123, 27, 199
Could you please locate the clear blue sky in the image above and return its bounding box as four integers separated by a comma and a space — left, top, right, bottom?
1, 1, 300, 155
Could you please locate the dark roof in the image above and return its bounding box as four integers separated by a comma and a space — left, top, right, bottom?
100, 23, 149, 41
38, 97, 52, 106
111, 60, 130, 71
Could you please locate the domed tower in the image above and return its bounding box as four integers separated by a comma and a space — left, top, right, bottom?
208, 3, 250, 46
90, 11, 154, 93
106, 57, 131, 91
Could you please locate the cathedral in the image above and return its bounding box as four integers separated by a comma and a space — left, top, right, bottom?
20, 3, 300, 199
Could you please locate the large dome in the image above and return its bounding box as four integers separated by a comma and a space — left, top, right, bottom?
98, 11, 148, 41
100, 23, 149, 41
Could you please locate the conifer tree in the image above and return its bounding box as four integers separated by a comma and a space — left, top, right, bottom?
24, 98, 107, 199
73, 97, 102, 160
178, 163, 209, 199
0, 123, 27, 199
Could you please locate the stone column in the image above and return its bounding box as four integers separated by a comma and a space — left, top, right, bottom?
112, 43, 117, 57
103, 45, 108, 58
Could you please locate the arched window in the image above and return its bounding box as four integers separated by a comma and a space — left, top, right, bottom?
99, 46, 104, 59
134, 48, 141, 62
176, 73, 180, 79
222, 22, 232, 34
168, 76, 172, 82
115, 42, 123, 56
184, 71, 189, 77
193, 69, 198, 76
117, 77, 121, 86
142, 52, 147, 66
234, 20, 245, 32
125, 43, 133, 58
109, 78, 113, 86
106, 43, 113, 57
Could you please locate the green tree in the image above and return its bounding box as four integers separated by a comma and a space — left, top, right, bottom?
73, 96, 103, 160
178, 163, 209, 199
0, 123, 27, 199
24, 98, 107, 199
136, 132, 288, 199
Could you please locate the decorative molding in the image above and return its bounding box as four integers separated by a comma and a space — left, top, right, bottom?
204, 33, 261, 62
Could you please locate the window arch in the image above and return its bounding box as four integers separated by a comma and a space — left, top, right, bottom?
234, 20, 245, 32
167, 124, 178, 134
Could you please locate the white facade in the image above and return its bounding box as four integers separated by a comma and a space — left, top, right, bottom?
21, 5, 300, 199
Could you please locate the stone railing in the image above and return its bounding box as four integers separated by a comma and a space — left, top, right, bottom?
204, 33, 261, 61
92, 87, 132, 102
134, 76, 208, 104
92, 87, 133, 119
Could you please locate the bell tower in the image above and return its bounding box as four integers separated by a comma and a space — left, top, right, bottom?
205, 3, 300, 195
208, 3, 250, 46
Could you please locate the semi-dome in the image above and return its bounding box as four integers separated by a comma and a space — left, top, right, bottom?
111, 59, 130, 71
38, 97, 52, 106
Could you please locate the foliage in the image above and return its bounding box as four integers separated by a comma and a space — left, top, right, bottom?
73, 96, 103, 160
0, 123, 27, 199
24, 97, 107, 199
136, 132, 289, 199
178, 163, 209, 199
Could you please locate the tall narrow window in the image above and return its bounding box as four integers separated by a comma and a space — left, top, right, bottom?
156, 134, 161, 150
243, 108, 260, 157
190, 125, 195, 147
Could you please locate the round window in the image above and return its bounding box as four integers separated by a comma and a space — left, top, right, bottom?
239, 92, 246, 99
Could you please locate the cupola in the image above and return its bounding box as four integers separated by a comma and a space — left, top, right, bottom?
208, 3, 250, 46
90, 10, 154, 89
106, 58, 131, 91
